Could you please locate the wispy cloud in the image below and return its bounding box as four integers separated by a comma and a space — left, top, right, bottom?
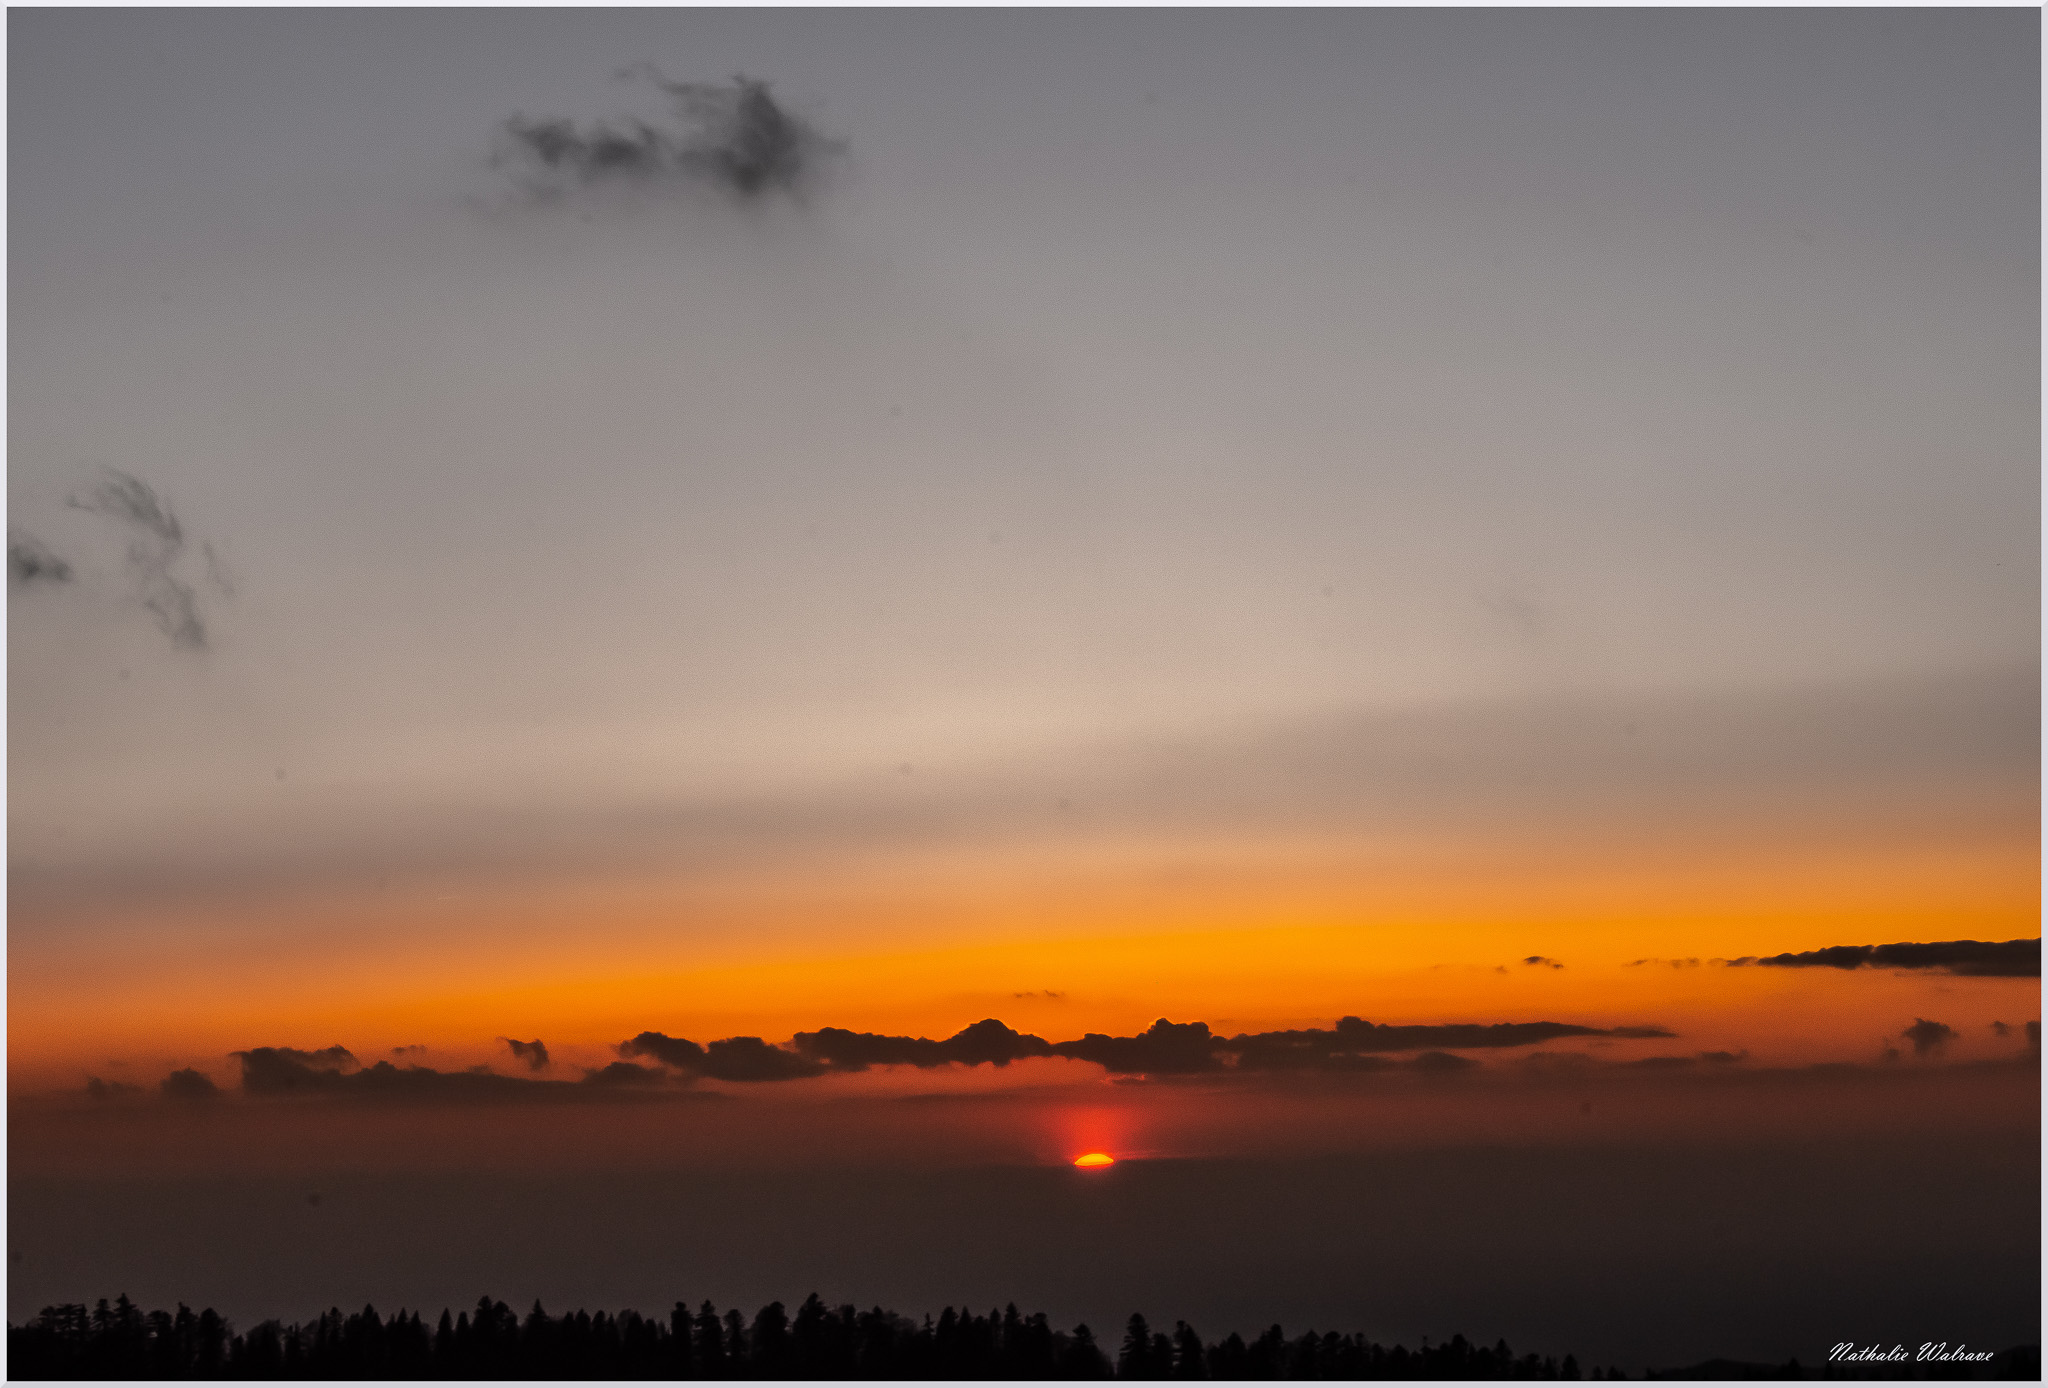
496, 70, 842, 203
65, 469, 212, 649
7, 531, 74, 588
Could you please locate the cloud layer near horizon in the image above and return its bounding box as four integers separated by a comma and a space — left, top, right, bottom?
1724, 938, 2038, 978
87, 1013, 1704, 1102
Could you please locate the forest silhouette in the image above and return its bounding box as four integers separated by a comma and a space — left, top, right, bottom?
9, 1293, 2039, 1380
3, 1294, 1616, 1379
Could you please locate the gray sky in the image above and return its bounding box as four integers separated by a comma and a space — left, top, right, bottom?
9, 8, 2039, 947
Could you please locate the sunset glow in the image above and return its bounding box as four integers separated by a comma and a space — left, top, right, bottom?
7, 8, 2037, 1374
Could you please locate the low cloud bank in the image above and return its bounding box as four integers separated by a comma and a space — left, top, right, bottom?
114, 1007, 2043, 1105
224, 1046, 692, 1103
602, 1015, 1684, 1080
1725, 939, 2038, 977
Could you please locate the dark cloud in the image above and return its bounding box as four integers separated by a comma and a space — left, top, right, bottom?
1902, 1019, 1958, 1058
85, 1077, 141, 1100
1051, 1020, 1225, 1075
1523, 956, 1565, 970
501, 1037, 550, 1072
2028, 1021, 2040, 1048
391, 1044, 428, 1056
617, 1030, 825, 1081
231, 1046, 359, 1094
1699, 1050, 1748, 1064
783, 1015, 1681, 1078
8, 531, 73, 587
792, 1019, 1055, 1073
702, 1036, 827, 1082
160, 1068, 221, 1100
207, 1008, 1691, 1105
945, 1019, 1057, 1065
1725, 938, 2039, 977
496, 70, 841, 203
65, 469, 211, 649
617, 1030, 708, 1070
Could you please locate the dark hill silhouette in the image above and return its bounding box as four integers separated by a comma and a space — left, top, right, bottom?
8, 1293, 2037, 1380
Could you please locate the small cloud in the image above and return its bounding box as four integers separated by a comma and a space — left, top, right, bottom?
65, 469, 215, 649
1901, 1018, 1957, 1057
391, 1044, 428, 1056
1522, 956, 1564, 970
8, 531, 73, 587
85, 1077, 141, 1100
618, 1030, 708, 1071
501, 1037, 550, 1071
495, 70, 842, 204
161, 1068, 221, 1100
1698, 1050, 1748, 1064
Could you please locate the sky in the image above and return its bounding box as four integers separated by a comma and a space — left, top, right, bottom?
6, 7, 2040, 1366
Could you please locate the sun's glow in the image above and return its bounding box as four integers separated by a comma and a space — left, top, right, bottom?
1073, 1152, 1116, 1168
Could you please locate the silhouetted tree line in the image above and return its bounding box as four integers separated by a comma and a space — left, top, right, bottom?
12, 1296, 2036, 1380
11, 1293, 1634, 1379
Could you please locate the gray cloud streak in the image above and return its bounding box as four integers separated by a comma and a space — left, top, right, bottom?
65, 470, 209, 649
8, 531, 74, 588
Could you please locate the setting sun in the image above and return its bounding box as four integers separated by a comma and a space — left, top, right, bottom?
1073, 1152, 1116, 1168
